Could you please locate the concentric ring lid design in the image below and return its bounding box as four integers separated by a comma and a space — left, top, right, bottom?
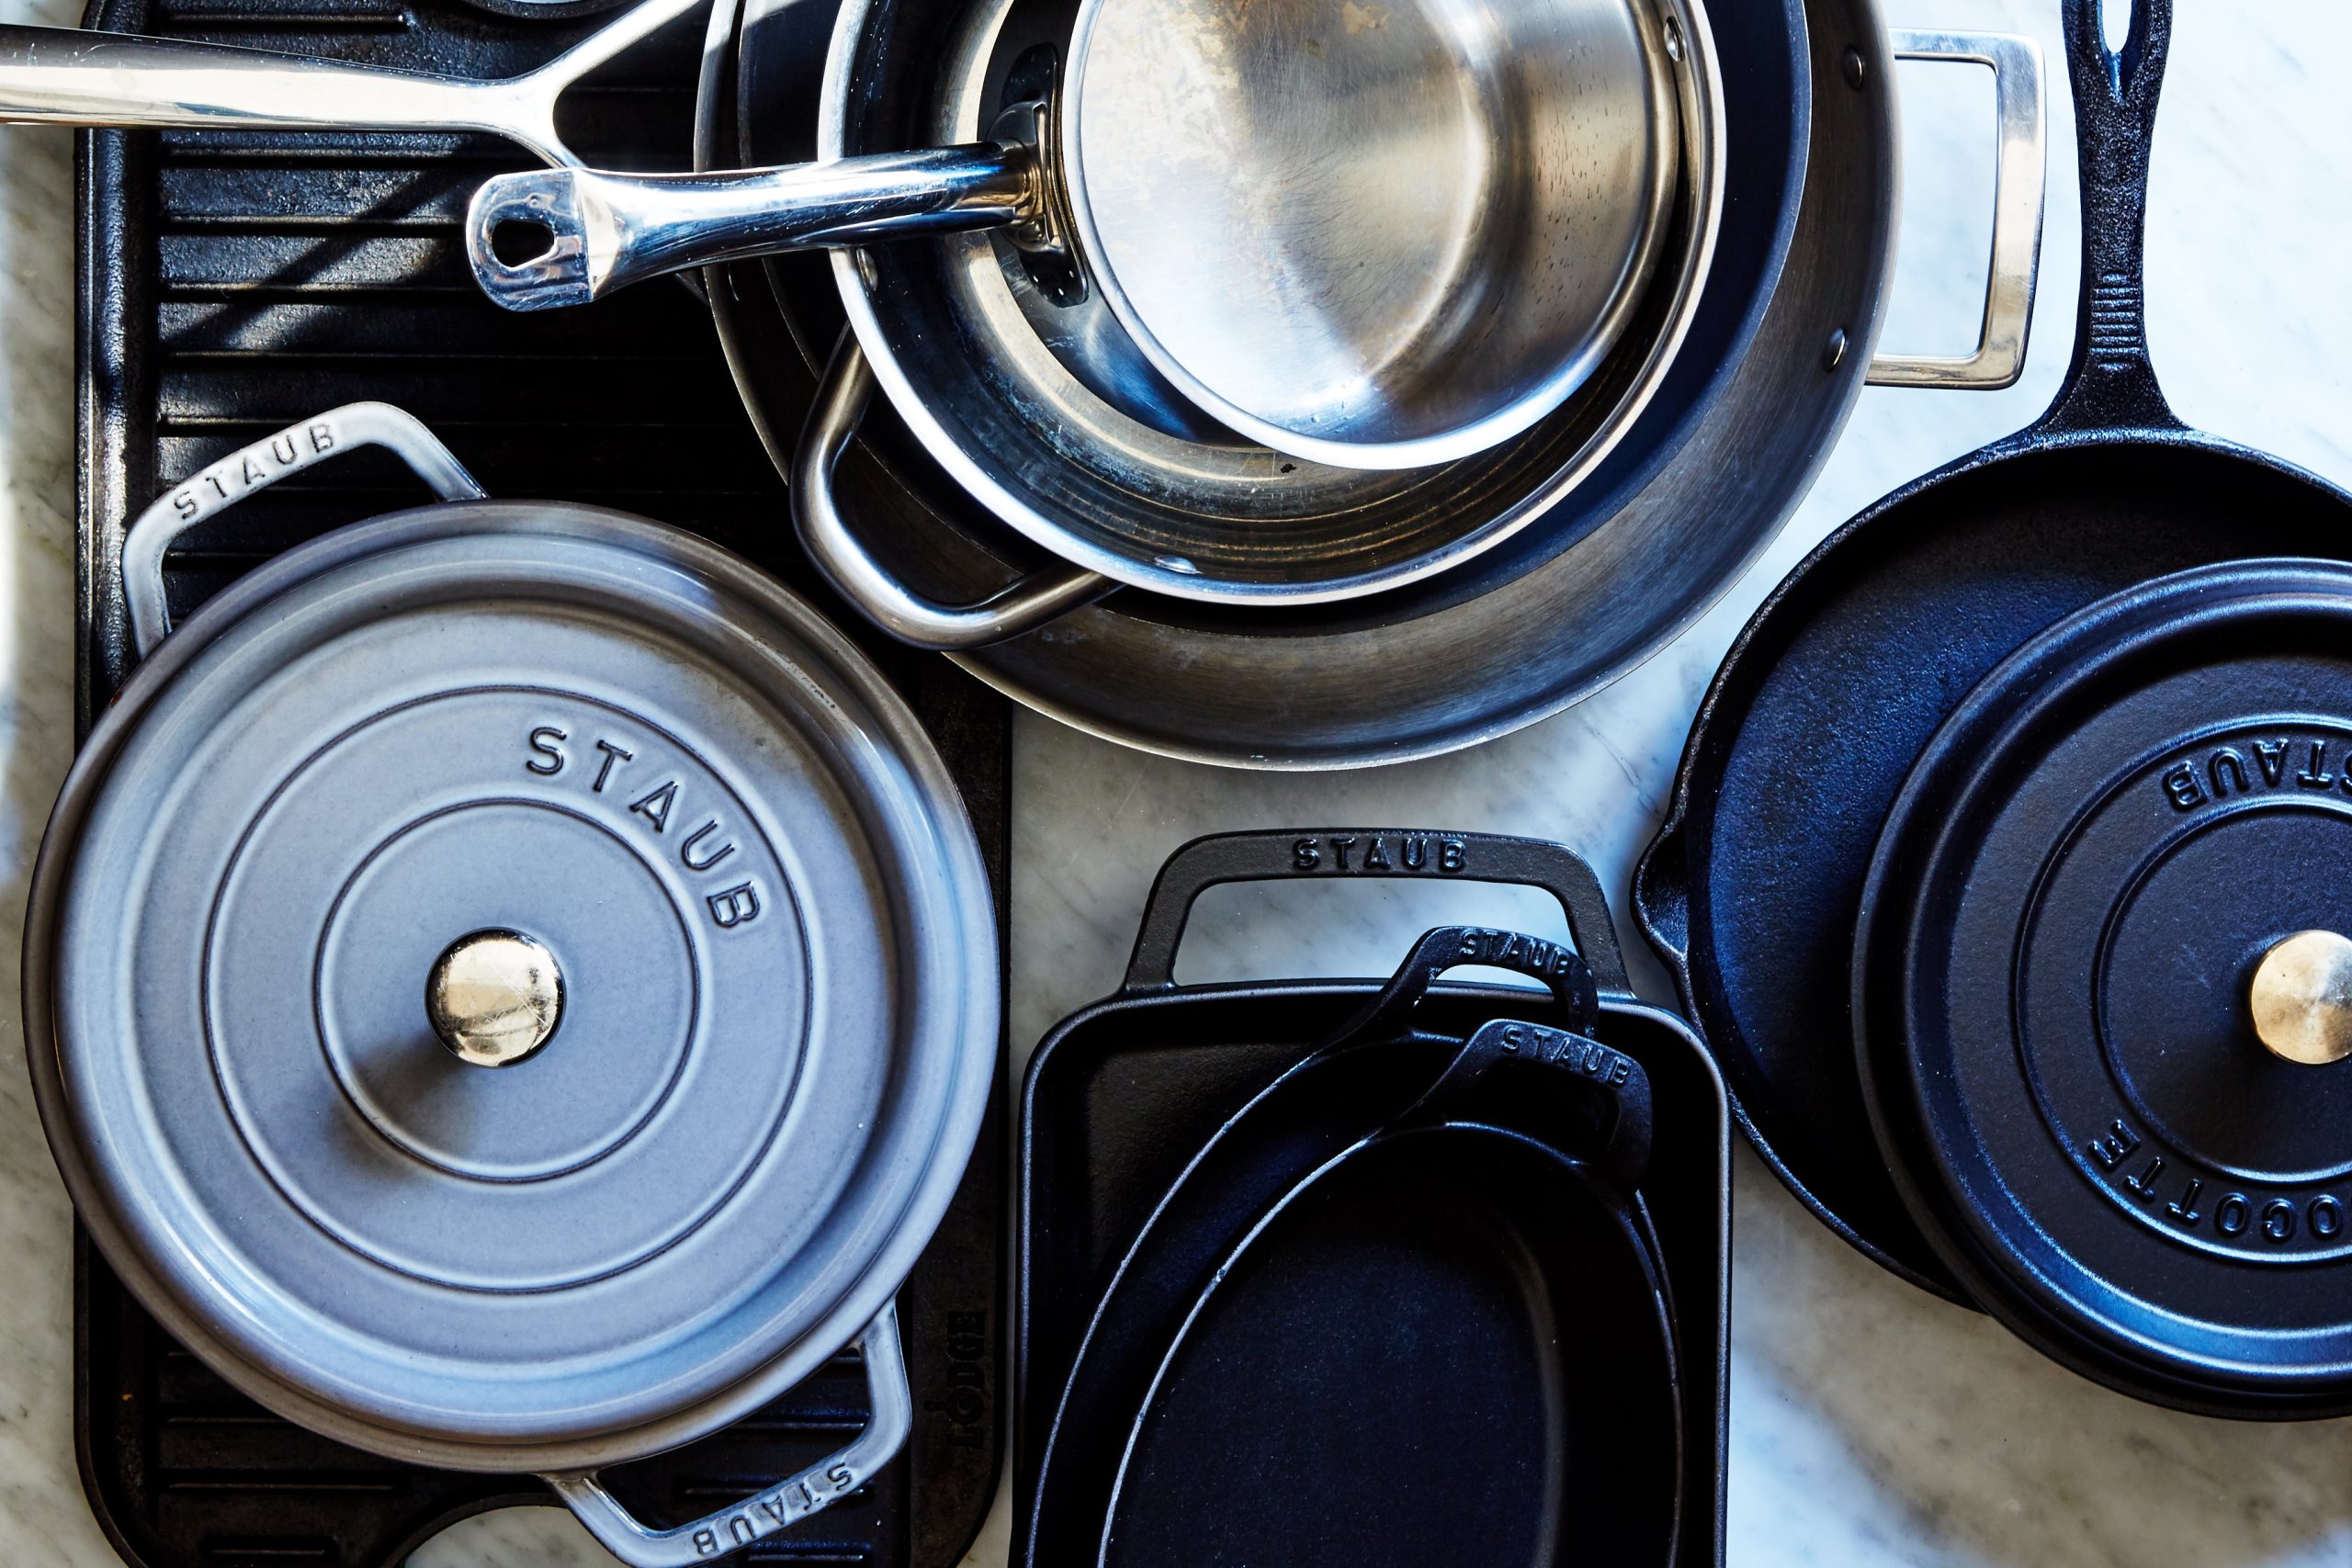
26, 501, 997, 1471
1856, 559, 2352, 1416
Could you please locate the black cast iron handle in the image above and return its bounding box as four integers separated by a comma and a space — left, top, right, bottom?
2032, 0, 2180, 436
1317, 924, 1600, 1048
1410, 1016, 1655, 1190
1120, 829, 1630, 996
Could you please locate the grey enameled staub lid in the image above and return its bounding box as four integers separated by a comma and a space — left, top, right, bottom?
25, 415, 996, 1483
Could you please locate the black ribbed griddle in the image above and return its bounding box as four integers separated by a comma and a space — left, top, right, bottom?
70, 1, 1006, 1562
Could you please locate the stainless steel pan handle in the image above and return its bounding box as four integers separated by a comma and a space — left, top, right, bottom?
468, 148, 1035, 310
545, 1306, 913, 1568
792, 333, 1110, 650
1867, 29, 2047, 389
0, 0, 703, 165
120, 401, 483, 660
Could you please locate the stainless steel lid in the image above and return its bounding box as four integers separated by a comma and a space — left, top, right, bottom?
26, 491, 997, 1472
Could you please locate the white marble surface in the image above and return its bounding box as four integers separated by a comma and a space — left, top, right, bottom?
4, 1, 2352, 1564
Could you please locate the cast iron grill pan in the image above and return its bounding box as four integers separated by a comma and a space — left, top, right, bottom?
72, 1, 1006, 1562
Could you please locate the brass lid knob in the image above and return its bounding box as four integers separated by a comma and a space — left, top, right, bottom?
2249, 931, 2352, 1066
426, 930, 563, 1068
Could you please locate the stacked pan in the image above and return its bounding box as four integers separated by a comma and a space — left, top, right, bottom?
1638, 0, 2352, 1419
691, 0, 2045, 763
0, 0, 2047, 766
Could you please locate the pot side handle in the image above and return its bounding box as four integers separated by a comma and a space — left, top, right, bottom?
1864, 29, 2046, 390
545, 1305, 913, 1568
791, 332, 1112, 649
120, 401, 483, 660
1119, 828, 1632, 997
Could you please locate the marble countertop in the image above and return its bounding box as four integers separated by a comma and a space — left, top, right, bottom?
5, 0, 2351, 1563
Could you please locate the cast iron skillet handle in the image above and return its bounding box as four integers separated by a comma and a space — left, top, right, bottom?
790, 333, 1111, 650
119, 402, 483, 660
1318, 925, 1600, 1047
1412, 1016, 1656, 1190
545, 1305, 912, 1568
466, 146, 1035, 310
1120, 828, 1632, 997
2030, 0, 2181, 435
0, 0, 704, 167
1865, 28, 2047, 389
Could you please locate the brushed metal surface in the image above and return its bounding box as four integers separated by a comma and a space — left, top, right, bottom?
1063, 0, 1677, 466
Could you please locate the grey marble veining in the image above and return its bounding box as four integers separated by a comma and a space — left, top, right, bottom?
1, 1, 2349, 1565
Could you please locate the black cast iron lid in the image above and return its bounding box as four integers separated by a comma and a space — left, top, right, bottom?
1856, 559, 2352, 1416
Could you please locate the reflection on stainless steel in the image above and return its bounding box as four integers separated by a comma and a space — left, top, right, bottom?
1062, 0, 1675, 466
791, 335, 1112, 650
426, 930, 564, 1069
473, 0, 1698, 475
1865, 30, 2046, 389
0, 0, 704, 165
810, 0, 1724, 601
469, 147, 1037, 312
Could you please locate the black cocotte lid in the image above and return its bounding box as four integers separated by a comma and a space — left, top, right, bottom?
1855, 559, 2352, 1416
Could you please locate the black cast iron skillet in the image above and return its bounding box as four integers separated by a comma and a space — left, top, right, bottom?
1634, 0, 2352, 1299
1025, 924, 1680, 1567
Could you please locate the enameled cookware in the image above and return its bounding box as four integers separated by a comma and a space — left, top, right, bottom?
23, 404, 999, 1564
1020, 829, 1734, 1564
1636, 0, 2352, 1304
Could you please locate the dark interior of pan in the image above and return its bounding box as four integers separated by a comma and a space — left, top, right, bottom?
1634, 0, 2352, 1300
1021, 981, 1729, 1567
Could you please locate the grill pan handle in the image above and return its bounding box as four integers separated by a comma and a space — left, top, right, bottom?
790, 333, 1111, 649
2028, 0, 2182, 435
0, 0, 703, 167
120, 401, 483, 660
1864, 28, 2046, 390
1120, 829, 1632, 996
545, 1304, 913, 1566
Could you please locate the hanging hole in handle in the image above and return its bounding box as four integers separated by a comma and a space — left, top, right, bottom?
1171, 879, 1573, 990
2099, 0, 2133, 55
492, 215, 560, 267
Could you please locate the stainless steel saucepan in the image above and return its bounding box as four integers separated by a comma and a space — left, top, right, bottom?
465, 0, 1697, 471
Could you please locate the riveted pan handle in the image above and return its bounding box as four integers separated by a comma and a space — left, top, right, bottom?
1120, 829, 1631, 996
1865, 28, 2047, 389
791, 333, 1110, 650
1412, 1016, 1656, 1190
545, 1305, 912, 1567
121, 401, 483, 660
2030, 0, 2181, 434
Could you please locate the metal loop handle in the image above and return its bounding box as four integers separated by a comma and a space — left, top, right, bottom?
0, 0, 703, 166
1120, 829, 1632, 996
791, 333, 1108, 650
546, 1306, 913, 1567
121, 401, 482, 660
1865, 29, 2047, 390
